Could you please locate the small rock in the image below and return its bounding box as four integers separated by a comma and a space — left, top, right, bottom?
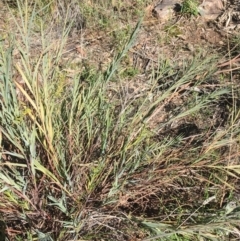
198, 0, 224, 20
186, 43, 194, 52
152, 0, 181, 22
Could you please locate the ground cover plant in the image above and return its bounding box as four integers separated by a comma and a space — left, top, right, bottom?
181, 0, 199, 16
0, 0, 240, 240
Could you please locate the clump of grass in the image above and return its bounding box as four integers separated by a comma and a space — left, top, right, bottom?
181, 0, 199, 16
0, 0, 240, 241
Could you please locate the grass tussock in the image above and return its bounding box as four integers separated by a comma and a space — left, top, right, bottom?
0, 0, 240, 240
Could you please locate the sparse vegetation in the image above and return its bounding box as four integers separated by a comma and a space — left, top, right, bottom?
0, 0, 240, 240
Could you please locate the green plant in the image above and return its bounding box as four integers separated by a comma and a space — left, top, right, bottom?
181, 0, 199, 16
1, 0, 240, 241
